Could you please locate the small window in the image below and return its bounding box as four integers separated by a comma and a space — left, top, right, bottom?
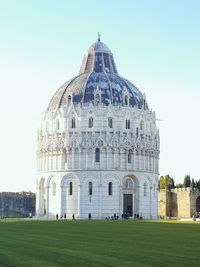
124, 179, 133, 189
143, 99, 146, 109
69, 182, 73, 195
124, 95, 129, 106
89, 117, 93, 128
108, 117, 113, 128
128, 150, 132, 163
136, 127, 139, 138
95, 148, 100, 162
71, 118, 76, 128
108, 182, 113, 195
126, 119, 130, 129
140, 120, 144, 131
144, 183, 147, 197
89, 182, 92, 195
52, 182, 56, 196
68, 95, 72, 106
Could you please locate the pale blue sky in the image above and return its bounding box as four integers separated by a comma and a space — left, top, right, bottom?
0, 1, 200, 191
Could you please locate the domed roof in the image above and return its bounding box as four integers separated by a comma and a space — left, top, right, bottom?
88, 40, 111, 53
47, 35, 144, 111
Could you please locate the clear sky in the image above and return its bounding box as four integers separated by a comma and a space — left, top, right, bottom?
0, 0, 200, 192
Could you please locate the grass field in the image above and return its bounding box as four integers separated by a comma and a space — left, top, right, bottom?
0, 219, 199, 267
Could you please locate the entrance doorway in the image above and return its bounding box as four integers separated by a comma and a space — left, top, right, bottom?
196, 196, 200, 212
123, 194, 133, 216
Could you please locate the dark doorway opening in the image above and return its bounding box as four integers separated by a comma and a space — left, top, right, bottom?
196, 196, 200, 212
123, 194, 133, 216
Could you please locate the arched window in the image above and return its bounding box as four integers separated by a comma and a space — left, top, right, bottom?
95, 148, 100, 162
144, 183, 147, 197
143, 99, 146, 109
52, 182, 56, 196
140, 120, 144, 131
108, 117, 113, 128
136, 127, 139, 138
68, 95, 72, 106
128, 150, 132, 163
124, 95, 129, 106
89, 117, 93, 128
124, 179, 133, 189
71, 118, 76, 128
69, 182, 73, 195
126, 119, 130, 129
89, 182, 93, 195
108, 182, 113, 195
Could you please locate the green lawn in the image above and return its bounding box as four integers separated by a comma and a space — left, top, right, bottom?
0, 219, 199, 267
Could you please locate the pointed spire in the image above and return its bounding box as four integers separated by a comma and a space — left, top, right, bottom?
98, 32, 101, 42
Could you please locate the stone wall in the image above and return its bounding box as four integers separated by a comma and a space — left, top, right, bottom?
158, 188, 200, 218
0, 191, 35, 217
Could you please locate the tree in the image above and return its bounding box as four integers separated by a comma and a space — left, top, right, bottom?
159, 175, 175, 189
197, 180, 200, 189
191, 178, 195, 188
183, 175, 191, 188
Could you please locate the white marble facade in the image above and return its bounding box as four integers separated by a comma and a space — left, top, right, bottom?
36, 36, 160, 219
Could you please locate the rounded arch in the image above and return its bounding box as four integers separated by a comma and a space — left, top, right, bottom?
46, 174, 55, 188
102, 173, 121, 186
80, 173, 98, 185
61, 173, 80, 187
123, 174, 139, 187
143, 175, 152, 187
60, 173, 80, 217
123, 178, 134, 189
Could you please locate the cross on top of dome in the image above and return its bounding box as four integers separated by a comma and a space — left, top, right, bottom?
97, 32, 101, 42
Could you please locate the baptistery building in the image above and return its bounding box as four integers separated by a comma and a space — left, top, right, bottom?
36, 35, 160, 219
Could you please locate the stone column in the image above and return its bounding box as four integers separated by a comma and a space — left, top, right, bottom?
119, 185, 122, 216
113, 149, 116, 169
85, 148, 88, 169
78, 148, 81, 169
98, 183, 102, 219
77, 184, 81, 218
149, 186, 152, 219
46, 186, 50, 218
72, 148, 74, 169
